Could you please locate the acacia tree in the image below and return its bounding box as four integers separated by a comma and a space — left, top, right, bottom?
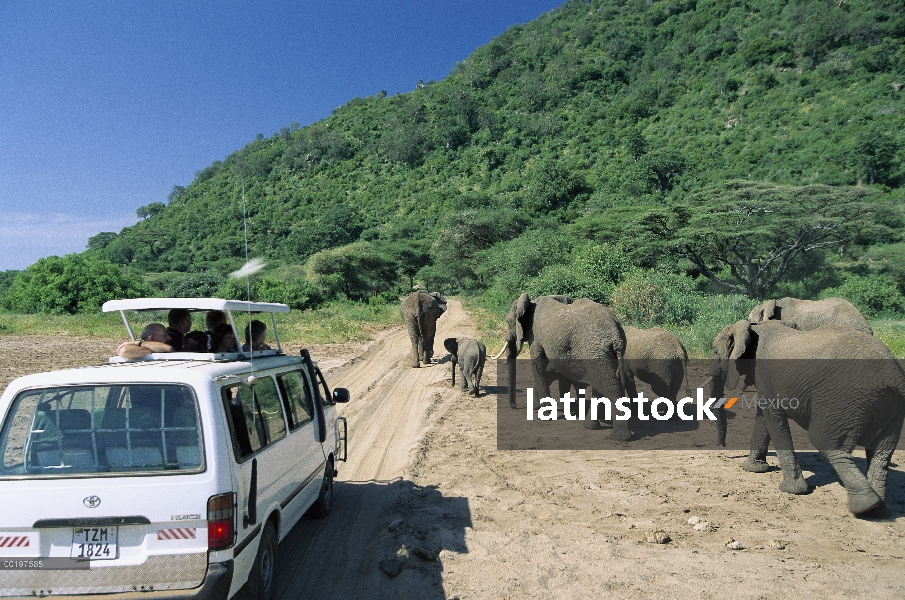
637, 181, 896, 299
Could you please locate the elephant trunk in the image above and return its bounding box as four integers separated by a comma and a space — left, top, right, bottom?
506, 341, 518, 409
708, 371, 728, 447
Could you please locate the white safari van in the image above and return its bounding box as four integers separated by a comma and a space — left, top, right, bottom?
0, 299, 349, 600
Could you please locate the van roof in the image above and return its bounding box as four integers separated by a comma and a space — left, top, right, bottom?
6, 354, 310, 391
102, 298, 290, 313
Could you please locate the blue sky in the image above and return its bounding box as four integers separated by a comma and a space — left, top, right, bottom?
0, 0, 564, 271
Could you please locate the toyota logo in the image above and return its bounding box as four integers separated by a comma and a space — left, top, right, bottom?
83, 496, 101, 509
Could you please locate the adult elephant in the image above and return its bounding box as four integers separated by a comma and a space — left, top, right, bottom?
623, 326, 690, 404
501, 294, 637, 440
530, 296, 690, 407
748, 297, 872, 335
443, 337, 486, 396
400, 291, 447, 368
709, 319, 905, 515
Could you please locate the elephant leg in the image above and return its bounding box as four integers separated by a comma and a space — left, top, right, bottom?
823, 448, 882, 514
406, 327, 421, 368
864, 414, 903, 511
609, 414, 633, 440
473, 364, 484, 397
529, 359, 554, 400
761, 408, 807, 494
463, 363, 473, 393
742, 407, 771, 472
421, 318, 437, 363
716, 407, 728, 448
581, 384, 603, 431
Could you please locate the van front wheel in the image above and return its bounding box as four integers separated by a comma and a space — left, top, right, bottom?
309, 462, 333, 518
249, 523, 277, 600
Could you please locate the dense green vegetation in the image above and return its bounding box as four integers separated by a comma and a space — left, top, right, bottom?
2, 0, 903, 351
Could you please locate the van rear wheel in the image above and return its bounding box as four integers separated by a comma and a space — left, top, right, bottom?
309, 461, 333, 518
249, 523, 278, 600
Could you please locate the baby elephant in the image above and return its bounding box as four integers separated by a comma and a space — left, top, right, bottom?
443, 337, 486, 396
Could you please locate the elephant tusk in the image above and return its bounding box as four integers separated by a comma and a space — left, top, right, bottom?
697, 376, 714, 390
491, 344, 507, 360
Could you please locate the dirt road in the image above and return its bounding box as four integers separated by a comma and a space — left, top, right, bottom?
1, 301, 903, 599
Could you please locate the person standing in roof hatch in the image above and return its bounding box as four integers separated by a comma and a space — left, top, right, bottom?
167, 309, 192, 351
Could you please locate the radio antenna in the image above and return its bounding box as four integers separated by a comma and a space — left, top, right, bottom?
242, 177, 255, 379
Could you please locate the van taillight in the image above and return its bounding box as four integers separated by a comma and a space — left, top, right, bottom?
207, 493, 236, 551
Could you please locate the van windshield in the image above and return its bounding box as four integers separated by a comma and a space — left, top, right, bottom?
0, 385, 203, 477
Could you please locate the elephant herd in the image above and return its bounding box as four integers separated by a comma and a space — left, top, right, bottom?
400, 291, 905, 517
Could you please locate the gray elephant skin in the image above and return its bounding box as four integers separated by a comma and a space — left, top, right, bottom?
534, 295, 690, 408
748, 297, 872, 335
400, 291, 447, 368
503, 294, 638, 440
710, 319, 905, 515
623, 325, 690, 404
443, 337, 486, 396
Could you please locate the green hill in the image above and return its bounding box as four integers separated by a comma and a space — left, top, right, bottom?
8, 0, 905, 322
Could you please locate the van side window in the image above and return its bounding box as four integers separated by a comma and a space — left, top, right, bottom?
276, 371, 313, 430
222, 376, 287, 462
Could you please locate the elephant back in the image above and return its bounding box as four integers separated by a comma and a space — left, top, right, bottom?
534, 297, 627, 360
623, 326, 686, 362
778, 297, 873, 335
401, 290, 445, 318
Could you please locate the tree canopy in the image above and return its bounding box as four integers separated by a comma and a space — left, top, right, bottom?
637, 181, 897, 298
2, 255, 148, 314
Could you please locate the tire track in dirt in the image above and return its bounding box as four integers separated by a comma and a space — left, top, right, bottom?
274, 299, 477, 599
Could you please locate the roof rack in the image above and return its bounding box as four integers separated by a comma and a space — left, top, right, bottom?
102, 298, 290, 362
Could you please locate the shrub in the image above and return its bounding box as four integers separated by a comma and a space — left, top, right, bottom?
610, 270, 699, 326
821, 274, 905, 317
2, 254, 148, 314
255, 277, 322, 310
218, 276, 322, 310
478, 229, 574, 299
525, 243, 632, 304
164, 271, 224, 298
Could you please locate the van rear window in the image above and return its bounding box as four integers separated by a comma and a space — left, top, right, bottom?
0, 385, 204, 477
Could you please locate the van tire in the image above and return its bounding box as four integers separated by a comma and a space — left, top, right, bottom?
309, 461, 333, 518
249, 523, 278, 600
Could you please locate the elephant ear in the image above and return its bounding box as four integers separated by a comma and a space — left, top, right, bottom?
713, 320, 754, 391
747, 304, 764, 322
443, 337, 458, 355
762, 299, 777, 320
729, 320, 753, 360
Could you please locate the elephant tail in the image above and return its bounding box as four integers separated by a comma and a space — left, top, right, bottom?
614, 343, 637, 399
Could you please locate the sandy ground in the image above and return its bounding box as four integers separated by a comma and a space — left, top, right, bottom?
1, 302, 903, 599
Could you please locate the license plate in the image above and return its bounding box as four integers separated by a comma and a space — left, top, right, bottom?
71, 527, 117, 560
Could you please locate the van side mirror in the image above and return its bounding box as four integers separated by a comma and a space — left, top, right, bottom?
332, 388, 350, 403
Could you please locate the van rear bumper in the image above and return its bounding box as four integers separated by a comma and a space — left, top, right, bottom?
2, 560, 232, 600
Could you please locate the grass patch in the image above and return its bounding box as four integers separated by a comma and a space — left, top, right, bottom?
0, 300, 402, 345
0, 312, 126, 338
459, 296, 509, 352
872, 319, 905, 359
277, 300, 401, 344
